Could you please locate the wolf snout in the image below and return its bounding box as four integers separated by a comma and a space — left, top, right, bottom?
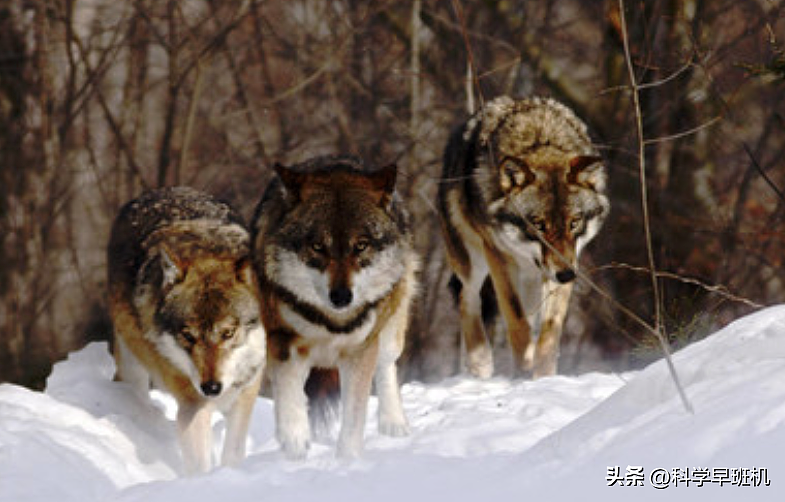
329, 286, 353, 308
200, 380, 223, 397
555, 269, 576, 284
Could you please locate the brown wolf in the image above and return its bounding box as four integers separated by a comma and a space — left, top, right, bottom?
107, 187, 266, 474
251, 155, 418, 459
438, 96, 609, 379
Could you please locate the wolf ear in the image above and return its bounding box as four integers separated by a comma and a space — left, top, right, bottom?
367, 164, 397, 205
234, 257, 256, 286
274, 163, 306, 202
499, 158, 534, 192
160, 247, 183, 290
568, 155, 603, 174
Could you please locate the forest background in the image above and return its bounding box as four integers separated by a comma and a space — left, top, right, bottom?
1, 0, 783, 388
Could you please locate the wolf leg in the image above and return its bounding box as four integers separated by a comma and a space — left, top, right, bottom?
177, 401, 214, 474
517, 264, 544, 373
441, 218, 493, 378
114, 335, 150, 397
221, 371, 263, 467
533, 281, 573, 378
375, 281, 412, 436
375, 362, 409, 437
484, 246, 532, 376
456, 270, 494, 379
337, 337, 379, 458
271, 357, 312, 459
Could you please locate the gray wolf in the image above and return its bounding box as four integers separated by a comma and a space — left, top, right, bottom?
437, 96, 609, 379
107, 187, 266, 474
251, 155, 418, 459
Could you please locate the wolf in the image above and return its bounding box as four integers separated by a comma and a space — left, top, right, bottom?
251, 155, 418, 459
107, 187, 266, 474
438, 96, 609, 379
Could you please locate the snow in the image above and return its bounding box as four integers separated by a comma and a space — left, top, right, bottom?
2, 306, 784, 501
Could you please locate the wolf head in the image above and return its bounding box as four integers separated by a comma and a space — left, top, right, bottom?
261, 159, 409, 322
136, 223, 265, 399
475, 97, 610, 283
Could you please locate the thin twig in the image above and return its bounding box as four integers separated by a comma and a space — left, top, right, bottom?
258, 55, 337, 106
619, 1, 662, 334
741, 142, 785, 204
618, 0, 694, 414
71, 31, 150, 189
410, 0, 422, 163
637, 57, 696, 90
450, 0, 485, 111
599, 58, 696, 96
178, 59, 204, 184
595, 262, 764, 309
643, 116, 722, 145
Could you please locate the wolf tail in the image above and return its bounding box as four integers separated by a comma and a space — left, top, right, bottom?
305, 368, 341, 440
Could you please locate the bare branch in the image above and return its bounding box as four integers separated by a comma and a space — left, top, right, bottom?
618, 0, 693, 414
178, 60, 204, 184
595, 263, 764, 310
637, 57, 696, 90
643, 116, 722, 145
69, 26, 150, 188
450, 0, 485, 111
741, 141, 785, 205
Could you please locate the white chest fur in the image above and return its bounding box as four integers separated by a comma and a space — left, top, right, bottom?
279, 303, 378, 365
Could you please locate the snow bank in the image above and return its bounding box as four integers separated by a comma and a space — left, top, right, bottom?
1, 306, 784, 501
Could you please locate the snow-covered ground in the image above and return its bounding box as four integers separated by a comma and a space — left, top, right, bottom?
2, 306, 784, 501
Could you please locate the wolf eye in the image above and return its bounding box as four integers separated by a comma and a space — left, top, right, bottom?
353, 239, 369, 254
520, 217, 546, 242
499, 158, 531, 189
529, 218, 546, 233
311, 242, 326, 253
220, 328, 235, 341
569, 215, 585, 233
179, 329, 196, 345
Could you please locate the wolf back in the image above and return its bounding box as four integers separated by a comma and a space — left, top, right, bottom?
438, 96, 609, 378
107, 186, 266, 474
251, 155, 418, 459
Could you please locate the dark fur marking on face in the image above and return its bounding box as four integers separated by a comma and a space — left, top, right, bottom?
156, 283, 234, 333
269, 282, 382, 335
366, 232, 397, 251
195, 287, 231, 331
495, 211, 539, 241
154, 308, 186, 336
495, 211, 527, 231
584, 204, 607, 222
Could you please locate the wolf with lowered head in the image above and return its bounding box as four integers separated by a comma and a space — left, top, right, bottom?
108, 187, 265, 474
252, 155, 418, 459
438, 96, 609, 379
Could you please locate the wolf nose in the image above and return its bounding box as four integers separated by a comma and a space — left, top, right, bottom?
555, 269, 576, 284
200, 380, 223, 397
329, 287, 353, 308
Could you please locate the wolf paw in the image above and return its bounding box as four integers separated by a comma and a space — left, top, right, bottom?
281, 439, 310, 460
467, 346, 494, 379
379, 417, 411, 437
532, 360, 557, 379
278, 430, 310, 460
336, 439, 363, 459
